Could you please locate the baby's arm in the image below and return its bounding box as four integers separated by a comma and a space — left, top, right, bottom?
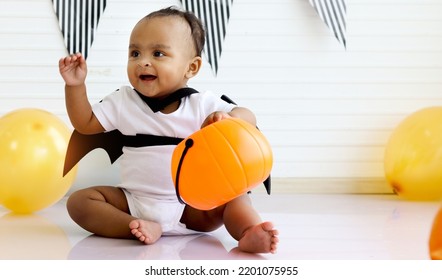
59, 53, 104, 134
201, 107, 257, 128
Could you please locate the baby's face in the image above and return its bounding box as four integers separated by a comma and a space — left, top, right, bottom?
127, 16, 198, 99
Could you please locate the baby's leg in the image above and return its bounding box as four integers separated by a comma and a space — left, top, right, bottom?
181, 194, 279, 254
67, 186, 162, 244
223, 195, 279, 254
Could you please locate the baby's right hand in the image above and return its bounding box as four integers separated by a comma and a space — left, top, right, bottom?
58, 53, 87, 86
201, 111, 231, 128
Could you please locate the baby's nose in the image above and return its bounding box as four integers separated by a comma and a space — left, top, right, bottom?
137, 61, 151, 68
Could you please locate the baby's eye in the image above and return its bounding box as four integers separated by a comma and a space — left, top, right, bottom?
153, 51, 165, 57
131, 50, 141, 57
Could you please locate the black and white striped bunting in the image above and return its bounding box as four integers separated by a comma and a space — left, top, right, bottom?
52, 0, 107, 59
180, 0, 233, 75
309, 0, 346, 48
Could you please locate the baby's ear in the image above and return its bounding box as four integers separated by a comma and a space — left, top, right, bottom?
185, 56, 202, 78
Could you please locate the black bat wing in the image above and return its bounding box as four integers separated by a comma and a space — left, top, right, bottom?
63, 130, 125, 176
63, 129, 184, 177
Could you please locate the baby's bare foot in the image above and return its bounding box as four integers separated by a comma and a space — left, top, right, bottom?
129, 219, 162, 245
238, 221, 279, 254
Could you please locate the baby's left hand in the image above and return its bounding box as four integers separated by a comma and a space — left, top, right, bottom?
201, 111, 231, 128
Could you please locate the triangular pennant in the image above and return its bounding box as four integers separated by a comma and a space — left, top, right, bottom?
52, 0, 107, 59
309, 0, 346, 48
180, 0, 233, 75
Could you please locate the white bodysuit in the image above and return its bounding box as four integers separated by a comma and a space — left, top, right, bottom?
92, 86, 236, 234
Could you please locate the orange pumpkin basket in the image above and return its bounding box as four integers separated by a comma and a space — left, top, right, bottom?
429, 205, 442, 260
171, 118, 273, 210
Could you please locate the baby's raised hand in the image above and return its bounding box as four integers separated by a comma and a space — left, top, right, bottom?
201, 111, 232, 128
58, 53, 87, 86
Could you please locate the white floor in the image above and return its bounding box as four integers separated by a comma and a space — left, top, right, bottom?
0, 192, 440, 260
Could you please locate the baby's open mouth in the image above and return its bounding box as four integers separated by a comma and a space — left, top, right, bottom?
140, 74, 157, 81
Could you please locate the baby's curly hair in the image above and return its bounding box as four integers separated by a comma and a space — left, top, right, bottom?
144, 6, 205, 57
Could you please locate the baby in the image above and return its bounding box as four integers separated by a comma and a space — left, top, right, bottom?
59, 6, 278, 254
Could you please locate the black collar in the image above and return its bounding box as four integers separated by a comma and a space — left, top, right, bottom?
134, 87, 198, 112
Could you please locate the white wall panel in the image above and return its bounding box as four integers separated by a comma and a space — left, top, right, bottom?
1, 0, 441, 190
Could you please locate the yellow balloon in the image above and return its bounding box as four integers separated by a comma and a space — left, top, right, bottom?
0, 108, 78, 213
384, 107, 442, 201
0, 115, 5, 206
